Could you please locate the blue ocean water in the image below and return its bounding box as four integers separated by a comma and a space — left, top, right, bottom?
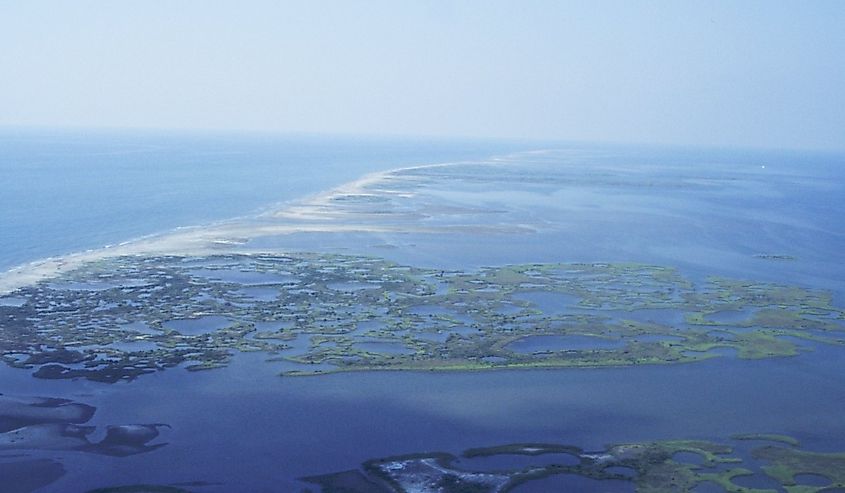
2, 131, 845, 492
2, 345, 843, 492
0, 128, 527, 271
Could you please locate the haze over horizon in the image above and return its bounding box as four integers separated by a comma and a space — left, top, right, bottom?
2, 0, 844, 151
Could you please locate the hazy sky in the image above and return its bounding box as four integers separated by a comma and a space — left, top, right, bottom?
2, 1, 844, 150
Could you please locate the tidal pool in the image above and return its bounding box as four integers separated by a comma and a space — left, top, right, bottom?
327, 281, 381, 292
414, 326, 477, 342
615, 308, 688, 326
104, 340, 159, 352
234, 286, 280, 301
512, 291, 579, 314
729, 471, 784, 490
794, 473, 833, 487
188, 268, 294, 285
162, 315, 232, 335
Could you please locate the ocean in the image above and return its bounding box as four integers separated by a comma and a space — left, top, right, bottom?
1, 130, 844, 492
0, 129, 525, 271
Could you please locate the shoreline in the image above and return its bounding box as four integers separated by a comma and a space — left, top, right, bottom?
0, 150, 538, 296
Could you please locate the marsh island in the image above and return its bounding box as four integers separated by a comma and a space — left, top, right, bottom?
1, 252, 842, 382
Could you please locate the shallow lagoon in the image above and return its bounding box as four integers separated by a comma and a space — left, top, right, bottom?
162, 315, 232, 335
10, 345, 843, 492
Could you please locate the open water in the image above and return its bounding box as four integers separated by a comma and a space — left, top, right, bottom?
1, 129, 844, 492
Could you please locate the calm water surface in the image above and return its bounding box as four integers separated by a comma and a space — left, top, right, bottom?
2, 132, 845, 491
0, 129, 524, 270
7, 345, 840, 492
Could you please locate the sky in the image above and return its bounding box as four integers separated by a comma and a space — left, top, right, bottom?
1, 0, 844, 150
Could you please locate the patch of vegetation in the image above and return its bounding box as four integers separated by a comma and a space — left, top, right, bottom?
732, 434, 801, 447
305, 435, 845, 493
0, 253, 842, 382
